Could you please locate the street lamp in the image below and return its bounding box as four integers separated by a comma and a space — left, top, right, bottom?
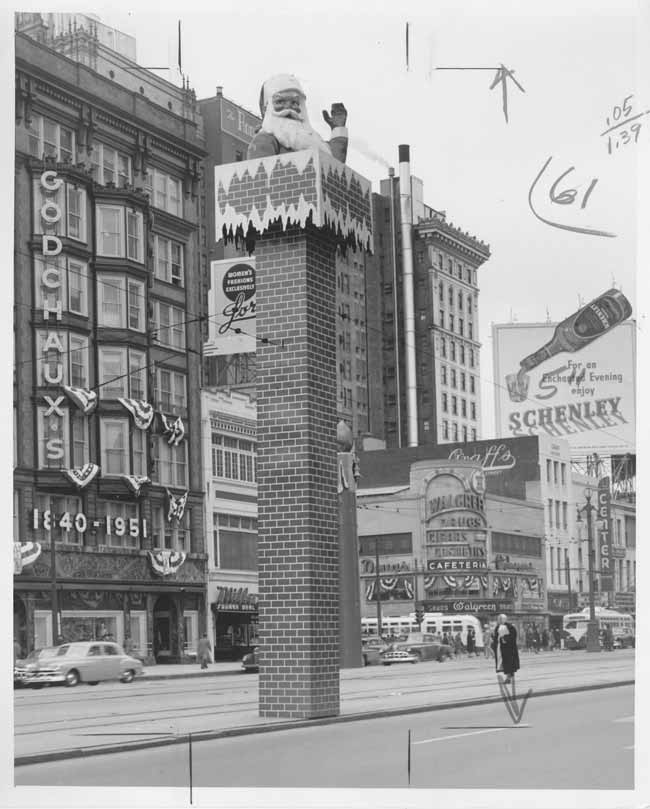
576, 488, 601, 653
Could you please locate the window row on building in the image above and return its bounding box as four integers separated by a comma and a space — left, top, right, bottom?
441, 393, 477, 420
441, 421, 477, 443
28, 113, 184, 217
428, 247, 477, 286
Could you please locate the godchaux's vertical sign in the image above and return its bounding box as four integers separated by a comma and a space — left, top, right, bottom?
597, 477, 613, 591
204, 258, 256, 356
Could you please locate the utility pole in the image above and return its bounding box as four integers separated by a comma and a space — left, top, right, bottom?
375, 538, 383, 638
565, 549, 573, 610
576, 489, 601, 653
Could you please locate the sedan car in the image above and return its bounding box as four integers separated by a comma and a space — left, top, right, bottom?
382, 633, 453, 664
21, 641, 144, 687
14, 648, 61, 687
361, 638, 391, 666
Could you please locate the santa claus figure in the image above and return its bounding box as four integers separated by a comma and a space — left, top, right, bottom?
247, 74, 348, 163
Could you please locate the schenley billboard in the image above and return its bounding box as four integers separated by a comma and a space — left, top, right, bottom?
492, 296, 635, 452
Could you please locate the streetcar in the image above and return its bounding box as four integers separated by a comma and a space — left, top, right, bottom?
361, 612, 484, 648
562, 607, 635, 649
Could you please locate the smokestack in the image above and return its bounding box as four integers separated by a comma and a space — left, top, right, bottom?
398, 145, 418, 447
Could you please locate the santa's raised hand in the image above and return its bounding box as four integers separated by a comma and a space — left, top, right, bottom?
322, 103, 347, 130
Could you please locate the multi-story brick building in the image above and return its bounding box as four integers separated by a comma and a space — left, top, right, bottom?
367, 173, 490, 448
13, 16, 208, 663
201, 388, 258, 659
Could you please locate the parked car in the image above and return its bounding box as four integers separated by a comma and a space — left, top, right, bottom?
361, 638, 391, 666
14, 648, 60, 688
382, 633, 453, 665
241, 647, 259, 673
21, 641, 144, 687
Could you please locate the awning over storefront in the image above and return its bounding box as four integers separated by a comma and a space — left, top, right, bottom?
211, 586, 258, 613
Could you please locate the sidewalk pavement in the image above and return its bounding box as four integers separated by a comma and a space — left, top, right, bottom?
138, 648, 595, 680
14, 649, 634, 765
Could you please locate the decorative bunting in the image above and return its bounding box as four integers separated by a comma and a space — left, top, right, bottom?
62, 385, 97, 414
463, 576, 480, 589
147, 549, 186, 576
167, 489, 188, 523
480, 575, 489, 590
379, 577, 398, 592
118, 398, 154, 430
423, 575, 437, 591
160, 414, 185, 446
63, 463, 100, 489
14, 542, 42, 574
403, 578, 414, 599
365, 580, 375, 601
121, 475, 150, 496
443, 575, 458, 589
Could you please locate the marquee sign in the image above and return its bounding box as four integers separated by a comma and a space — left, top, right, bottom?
422, 599, 513, 614
427, 559, 487, 571
597, 478, 614, 591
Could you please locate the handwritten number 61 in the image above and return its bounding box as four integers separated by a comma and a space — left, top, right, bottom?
549, 167, 598, 210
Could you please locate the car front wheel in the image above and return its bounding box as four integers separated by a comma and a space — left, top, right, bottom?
121, 669, 136, 684
65, 669, 80, 687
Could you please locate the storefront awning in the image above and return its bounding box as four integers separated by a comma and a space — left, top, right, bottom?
212, 586, 258, 613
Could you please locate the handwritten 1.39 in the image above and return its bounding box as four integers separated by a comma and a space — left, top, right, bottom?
601, 95, 648, 154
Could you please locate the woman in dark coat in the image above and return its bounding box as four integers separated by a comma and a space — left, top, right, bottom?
466, 626, 476, 656
491, 614, 520, 684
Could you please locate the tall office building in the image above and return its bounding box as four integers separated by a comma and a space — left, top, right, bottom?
366, 173, 490, 448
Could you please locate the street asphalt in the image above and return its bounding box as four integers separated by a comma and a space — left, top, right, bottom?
14, 685, 634, 789
12, 649, 634, 766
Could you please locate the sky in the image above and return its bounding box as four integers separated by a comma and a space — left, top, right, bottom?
96, 0, 647, 437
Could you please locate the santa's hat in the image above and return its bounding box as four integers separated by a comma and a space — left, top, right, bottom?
259, 74, 305, 115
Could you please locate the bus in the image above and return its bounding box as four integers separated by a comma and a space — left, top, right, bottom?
361, 613, 485, 648
562, 607, 635, 649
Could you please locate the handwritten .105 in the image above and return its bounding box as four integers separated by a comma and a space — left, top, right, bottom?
603, 95, 643, 154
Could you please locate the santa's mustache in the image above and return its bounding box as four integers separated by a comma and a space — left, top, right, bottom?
273, 108, 304, 121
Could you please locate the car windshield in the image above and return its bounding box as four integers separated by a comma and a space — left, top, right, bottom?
56, 645, 71, 656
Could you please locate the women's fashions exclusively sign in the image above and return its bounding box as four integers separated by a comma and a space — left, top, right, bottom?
204, 258, 256, 356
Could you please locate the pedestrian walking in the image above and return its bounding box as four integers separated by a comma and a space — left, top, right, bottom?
197, 633, 212, 670
541, 628, 550, 651
531, 624, 540, 653
604, 624, 614, 651
483, 625, 492, 658
553, 626, 561, 649
466, 626, 477, 656
453, 630, 463, 657
491, 613, 520, 684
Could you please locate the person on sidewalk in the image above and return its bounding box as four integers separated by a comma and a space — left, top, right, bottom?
453, 630, 464, 658
466, 626, 477, 657
483, 625, 492, 658
491, 613, 520, 684
197, 634, 212, 670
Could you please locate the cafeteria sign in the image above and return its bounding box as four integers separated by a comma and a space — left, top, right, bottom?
427, 559, 487, 572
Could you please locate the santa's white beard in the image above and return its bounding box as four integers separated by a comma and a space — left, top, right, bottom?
261, 108, 331, 154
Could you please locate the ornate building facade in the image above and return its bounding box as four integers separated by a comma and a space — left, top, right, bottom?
13, 18, 208, 663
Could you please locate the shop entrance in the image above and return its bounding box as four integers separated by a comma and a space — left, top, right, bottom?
213, 609, 258, 661
153, 596, 177, 663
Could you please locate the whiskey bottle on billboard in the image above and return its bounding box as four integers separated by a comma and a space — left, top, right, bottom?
506, 288, 632, 401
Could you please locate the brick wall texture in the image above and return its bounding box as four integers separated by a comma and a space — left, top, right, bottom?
255, 221, 340, 719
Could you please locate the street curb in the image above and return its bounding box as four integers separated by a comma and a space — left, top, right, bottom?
142, 668, 241, 681
14, 678, 634, 767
